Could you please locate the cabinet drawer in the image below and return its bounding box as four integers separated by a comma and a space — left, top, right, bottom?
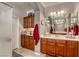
41, 38, 47, 41
41, 41, 46, 44
47, 39, 55, 42
56, 44, 66, 47
41, 39, 47, 43
47, 42, 55, 46
56, 40, 66, 44
67, 40, 78, 47
56, 40, 66, 46
47, 39, 55, 46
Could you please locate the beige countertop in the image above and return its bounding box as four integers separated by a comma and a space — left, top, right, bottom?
21, 32, 79, 41
40, 34, 79, 41
21, 32, 33, 36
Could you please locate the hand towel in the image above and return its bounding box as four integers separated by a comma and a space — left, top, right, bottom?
33, 24, 40, 45
73, 24, 78, 36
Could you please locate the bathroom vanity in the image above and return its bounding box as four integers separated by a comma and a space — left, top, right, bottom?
40, 35, 79, 57
21, 34, 35, 51
39, 12, 79, 57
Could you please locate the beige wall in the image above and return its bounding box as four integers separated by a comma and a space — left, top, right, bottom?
12, 8, 24, 49
44, 2, 75, 17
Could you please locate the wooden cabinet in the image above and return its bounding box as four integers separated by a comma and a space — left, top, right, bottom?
66, 40, 78, 57
40, 38, 47, 54
40, 38, 78, 57
47, 39, 56, 56
23, 15, 34, 28
21, 34, 35, 51
24, 17, 28, 28
55, 40, 66, 57
21, 34, 25, 48
31, 16, 34, 27
29, 36, 35, 51
24, 36, 30, 49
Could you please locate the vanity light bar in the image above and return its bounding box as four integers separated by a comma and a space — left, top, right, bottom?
49, 10, 65, 16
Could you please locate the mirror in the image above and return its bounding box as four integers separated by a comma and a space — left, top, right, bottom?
71, 12, 78, 26
53, 14, 67, 34
45, 12, 78, 35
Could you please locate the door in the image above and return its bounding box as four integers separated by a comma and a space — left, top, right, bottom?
0, 3, 12, 57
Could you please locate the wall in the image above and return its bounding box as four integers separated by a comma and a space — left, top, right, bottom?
12, 8, 21, 49
12, 16, 20, 49
36, 3, 46, 35
34, 3, 45, 53
44, 2, 75, 17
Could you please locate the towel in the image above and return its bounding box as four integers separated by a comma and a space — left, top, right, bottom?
50, 26, 53, 33
33, 24, 40, 45
64, 27, 71, 32
73, 24, 78, 36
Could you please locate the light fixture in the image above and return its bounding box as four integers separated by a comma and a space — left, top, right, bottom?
60, 10, 64, 14
57, 11, 61, 15
50, 12, 53, 16
53, 12, 56, 15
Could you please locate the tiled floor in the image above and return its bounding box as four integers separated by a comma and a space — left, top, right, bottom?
13, 48, 46, 57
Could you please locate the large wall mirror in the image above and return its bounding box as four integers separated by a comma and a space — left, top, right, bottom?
45, 11, 78, 35
53, 14, 67, 34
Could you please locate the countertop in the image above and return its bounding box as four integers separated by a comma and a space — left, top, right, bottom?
40, 34, 79, 41
21, 32, 33, 36
21, 33, 79, 41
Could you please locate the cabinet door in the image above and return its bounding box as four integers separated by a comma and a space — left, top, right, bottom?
24, 17, 28, 28
23, 15, 34, 28
55, 40, 66, 57
66, 41, 78, 57
40, 38, 47, 54
23, 18, 26, 28
27, 17, 31, 28
21, 35, 25, 48
29, 36, 35, 51
31, 16, 34, 28
24, 36, 30, 49
47, 39, 56, 56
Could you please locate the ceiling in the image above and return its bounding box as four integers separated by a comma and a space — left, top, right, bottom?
5, 2, 64, 10
6, 2, 35, 8
40, 2, 64, 8
7, 2, 63, 8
